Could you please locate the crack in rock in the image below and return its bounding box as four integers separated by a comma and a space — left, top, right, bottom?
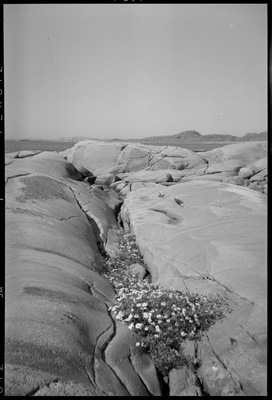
25, 378, 60, 396
5, 172, 31, 184
204, 332, 243, 394
225, 315, 260, 346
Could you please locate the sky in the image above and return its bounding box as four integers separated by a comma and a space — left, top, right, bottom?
4, 3, 267, 140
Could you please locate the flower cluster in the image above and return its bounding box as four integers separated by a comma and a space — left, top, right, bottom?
102, 229, 230, 376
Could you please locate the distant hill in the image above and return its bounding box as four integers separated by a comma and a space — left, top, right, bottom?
54, 130, 267, 143
240, 131, 267, 141
140, 130, 267, 143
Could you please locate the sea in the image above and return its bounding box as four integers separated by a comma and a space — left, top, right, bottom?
5, 139, 234, 154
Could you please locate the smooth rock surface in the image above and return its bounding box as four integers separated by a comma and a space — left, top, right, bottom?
238, 166, 255, 179
199, 141, 267, 166
66, 141, 207, 177
5, 151, 83, 181
206, 159, 243, 174
5, 154, 161, 396
120, 180, 267, 395
67, 141, 126, 175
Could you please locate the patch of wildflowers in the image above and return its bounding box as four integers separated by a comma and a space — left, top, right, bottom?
101, 228, 230, 377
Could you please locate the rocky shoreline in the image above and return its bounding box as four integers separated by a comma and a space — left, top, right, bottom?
5, 140, 267, 395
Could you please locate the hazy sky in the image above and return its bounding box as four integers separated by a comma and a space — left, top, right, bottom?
4, 3, 267, 140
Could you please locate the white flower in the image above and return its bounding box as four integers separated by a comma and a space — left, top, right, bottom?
135, 323, 143, 329
136, 342, 141, 347
142, 302, 148, 307
156, 314, 162, 318
128, 323, 134, 330
134, 314, 139, 319
124, 314, 133, 322
155, 325, 161, 332
181, 331, 186, 337
136, 303, 142, 307
166, 319, 171, 323
143, 312, 149, 319
144, 326, 149, 331
161, 302, 166, 306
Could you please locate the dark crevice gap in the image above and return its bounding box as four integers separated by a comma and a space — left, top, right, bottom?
194, 373, 210, 396
69, 186, 108, 258
25, 379, 60, 396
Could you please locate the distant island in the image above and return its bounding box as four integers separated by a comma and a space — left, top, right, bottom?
108, 130, 267, 143
54, 130, 267, 143
10, 130, 267, 144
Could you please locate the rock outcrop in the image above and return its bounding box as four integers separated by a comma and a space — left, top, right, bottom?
5, 138, 267, 396
119, 180, 267, 395
65, 140, 267, 194
5, 151, 161, 396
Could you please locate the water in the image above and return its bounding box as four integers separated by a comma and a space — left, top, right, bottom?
5, 140, 79, 154
5, 139, 233, 154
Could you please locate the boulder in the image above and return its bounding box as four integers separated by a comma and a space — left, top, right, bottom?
66, 141, 207, 177
206, 160, 243, 174
117, 145, 150, 172
95, 174, 120, 186
148, 146, 206, 172
67, 141, 126, 175
200, 141, 267, 166
123, 170, 173, 183
238, 166, 255, 179
127, 263, 147, 280
249, 156, 267, 174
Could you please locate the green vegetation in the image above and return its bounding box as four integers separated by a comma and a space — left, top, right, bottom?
102, 229, 230, 376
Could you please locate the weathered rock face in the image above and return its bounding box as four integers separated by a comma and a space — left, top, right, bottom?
199, 141, 267, 166
122, 170, 174, 184
120, 180, 267, 395
223, 155, 267, 195
65, 141, 207, 177
64, 140, 267, 196
67, 141, 126, 175
5, 152, 161, 396
95, 173, 120, 186
5, 151, 84, 181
